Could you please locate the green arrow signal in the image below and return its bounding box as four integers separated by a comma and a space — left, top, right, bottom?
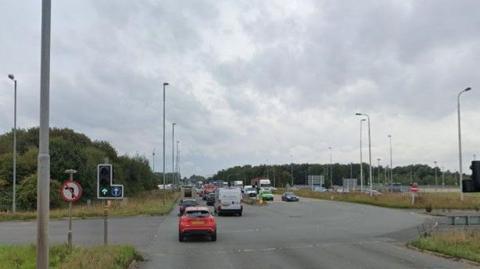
101, 188, 108, 195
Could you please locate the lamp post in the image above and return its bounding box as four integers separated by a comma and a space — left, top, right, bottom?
37, 1, 52, 267
152, 149, 155, 172
162, 82, 169, 204
377, 158, 381, 186
457, 87, 472, 201
328, 147, 333, 187
441, 166, 445, 189
176, 140, 180, 185
172, 122, 176, 187
356, 113, 373, 196
7, 74, 17, 214
388, 134, 393, 187
359, 119, 366, 192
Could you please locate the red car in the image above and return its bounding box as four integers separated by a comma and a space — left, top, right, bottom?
179, 207, 217, 242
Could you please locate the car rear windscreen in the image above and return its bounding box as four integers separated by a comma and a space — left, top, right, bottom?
186, 210, 210, 217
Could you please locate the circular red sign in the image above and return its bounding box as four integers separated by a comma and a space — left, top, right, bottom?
60, 181, 83, 202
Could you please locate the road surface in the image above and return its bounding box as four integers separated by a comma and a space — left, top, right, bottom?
138, 197, 475, 269
0, 197, 474, 268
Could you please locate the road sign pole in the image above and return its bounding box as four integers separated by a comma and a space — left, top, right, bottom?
104, 200, 108, 246
64, 169, 77, 249
68, 200, 72, 248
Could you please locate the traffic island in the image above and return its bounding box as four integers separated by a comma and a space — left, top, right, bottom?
409, 230, 480, 265
0, 244, 142, 269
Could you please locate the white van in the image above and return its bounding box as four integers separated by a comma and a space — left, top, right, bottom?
214, 188, 243, 216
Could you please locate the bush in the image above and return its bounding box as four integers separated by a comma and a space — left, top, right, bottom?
17, 174, 61, 210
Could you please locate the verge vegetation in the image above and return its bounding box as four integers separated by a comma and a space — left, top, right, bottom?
410, 230, 480, 263
292, 189, 480, 210
0, 190, 179, 222
0, 244, 141, 269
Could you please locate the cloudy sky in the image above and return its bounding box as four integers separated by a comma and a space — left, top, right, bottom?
1, 0, 479, 177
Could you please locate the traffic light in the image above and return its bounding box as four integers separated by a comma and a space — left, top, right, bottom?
463, 161, 480, 193
97, 164, 124, 199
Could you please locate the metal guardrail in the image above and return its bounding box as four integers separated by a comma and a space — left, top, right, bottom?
447, 215, 480, 225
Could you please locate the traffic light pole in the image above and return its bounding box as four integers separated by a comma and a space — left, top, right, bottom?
104, 200, 108, 245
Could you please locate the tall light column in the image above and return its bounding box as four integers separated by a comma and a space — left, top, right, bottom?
441, 166, 445, 188
7, 74, 17, 213
328, 147, 333, 187
359, 119, 366, 192
171, 122, 176, 186
37, 1, 52, 268
388, 134, 393, 186
356, 113, 373, 196
377, 158, 381, 186
162, 82, 169, 204
457, 87, 472, 201
152, 149, 155, 172
176, 140, 180, 185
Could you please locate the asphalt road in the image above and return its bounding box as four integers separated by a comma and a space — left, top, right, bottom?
138, 197, 476, 269
0, 197, 475, 269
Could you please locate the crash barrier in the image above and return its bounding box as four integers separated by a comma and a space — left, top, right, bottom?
447, 215, 480, 225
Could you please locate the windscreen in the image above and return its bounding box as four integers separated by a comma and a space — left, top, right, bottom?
182, 200, 198, 206
186, 210, 210, 218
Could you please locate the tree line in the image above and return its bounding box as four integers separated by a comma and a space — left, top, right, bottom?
212, 163, 463, 187
0, 128, 159, 211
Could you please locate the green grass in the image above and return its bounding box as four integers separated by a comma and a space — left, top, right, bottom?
0, 190, 179, 222
410, 230, 480, 263
0, 244, 141, 269
291, 189, 480, 210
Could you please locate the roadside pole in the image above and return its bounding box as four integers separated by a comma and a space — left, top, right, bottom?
104, 200, 108, 245
65, 170, 75, 248
61, 169, 82, 250
37, 1, 52, 268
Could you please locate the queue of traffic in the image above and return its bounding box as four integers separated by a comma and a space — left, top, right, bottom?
177, 179, 299, 242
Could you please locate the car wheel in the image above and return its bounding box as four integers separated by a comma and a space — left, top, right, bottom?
179, 232, 184, 242
211, 231, 217, 242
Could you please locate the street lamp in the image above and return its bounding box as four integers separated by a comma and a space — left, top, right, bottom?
176, 140, 180, 185
356, 113, 373, 196
37, 1, 52, 267
290, 155, 294, 187
8, 74, 17, 214
328, 147, 333, 187
377, 158, 381, 186
441, 166, 445, 189
359, 119, 366, 192
171, 122, 176, 187
388, 134, 393, 187
152, 149, 155, 172
457, 87, 472, 201
162, 82, 169, 204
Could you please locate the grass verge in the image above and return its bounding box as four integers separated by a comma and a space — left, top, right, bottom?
0, 190, 179, 222
410, 230, 480, 263
292, 189, 480, 210
0, 244, 141, 269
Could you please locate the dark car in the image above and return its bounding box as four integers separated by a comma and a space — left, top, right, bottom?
178, 198, 199, 216
281, 192, 299, 202
206, 192, 215, 206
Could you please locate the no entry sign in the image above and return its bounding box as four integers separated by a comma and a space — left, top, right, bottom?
61, 181, 83, 202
